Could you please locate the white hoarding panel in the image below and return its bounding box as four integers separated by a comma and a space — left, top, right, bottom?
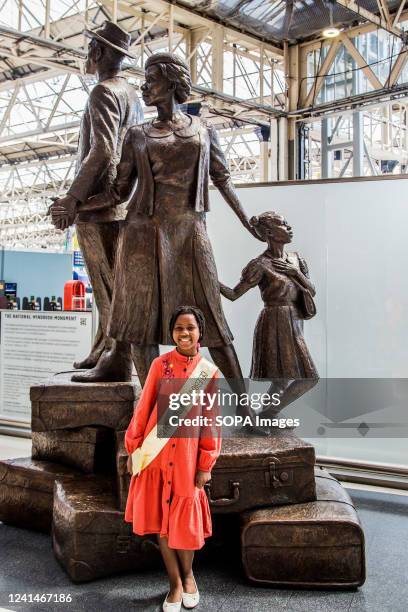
0, 311, 92, 424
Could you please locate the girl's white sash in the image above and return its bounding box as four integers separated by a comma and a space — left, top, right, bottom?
131, 356, 218, 476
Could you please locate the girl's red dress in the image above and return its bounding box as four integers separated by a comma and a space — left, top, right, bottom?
124, 348, 221, 550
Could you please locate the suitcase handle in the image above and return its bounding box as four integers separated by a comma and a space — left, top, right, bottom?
141, 538, 160, 553
204, 481, 240, 506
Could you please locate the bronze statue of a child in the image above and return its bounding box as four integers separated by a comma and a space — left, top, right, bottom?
220, 211, 318, 382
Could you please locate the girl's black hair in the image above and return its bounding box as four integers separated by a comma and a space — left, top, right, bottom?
169, 305, 205, 342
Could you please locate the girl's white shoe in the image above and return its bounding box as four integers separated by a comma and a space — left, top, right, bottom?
182, 576, 200, 609
162, 592, 182, 612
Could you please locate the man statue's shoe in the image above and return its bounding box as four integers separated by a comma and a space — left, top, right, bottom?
73, 331, 105, 369
73, 352, 103, 370
71, 347, 132, 383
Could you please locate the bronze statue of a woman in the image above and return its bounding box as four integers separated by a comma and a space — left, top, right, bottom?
74, 52, 258, 385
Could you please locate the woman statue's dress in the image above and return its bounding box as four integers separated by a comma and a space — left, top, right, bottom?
107, 115, 234, 348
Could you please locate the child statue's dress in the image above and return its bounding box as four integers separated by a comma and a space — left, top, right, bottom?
243, 251, 318, 379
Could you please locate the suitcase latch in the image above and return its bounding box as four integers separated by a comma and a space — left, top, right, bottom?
264, 458, 292, 489
264, 459, 281, 488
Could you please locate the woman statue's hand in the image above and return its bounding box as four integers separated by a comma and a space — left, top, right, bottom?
195, 469, 211, 489
273, 260, 299, 277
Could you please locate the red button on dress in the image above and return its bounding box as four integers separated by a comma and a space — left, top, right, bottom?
124, 348, 221, 550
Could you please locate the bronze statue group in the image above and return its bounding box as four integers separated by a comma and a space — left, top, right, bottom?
49, 21, 318, 611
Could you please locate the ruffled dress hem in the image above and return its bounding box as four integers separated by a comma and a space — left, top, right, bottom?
124, 470, 212, 550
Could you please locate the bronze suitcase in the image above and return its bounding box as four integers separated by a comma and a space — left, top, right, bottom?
206, 431, 316, 514
31, 372, 139, 432
32, 426, 112, 474
0, 457, 81, 532
52, 474, 160, 582
241, 467, 366, 588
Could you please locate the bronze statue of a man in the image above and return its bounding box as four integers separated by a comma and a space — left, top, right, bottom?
74, 52, 259, 387
49, 21, 143, 380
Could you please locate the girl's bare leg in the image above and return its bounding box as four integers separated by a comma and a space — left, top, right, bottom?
176, 549, 196, 594
157, 535, 183, 603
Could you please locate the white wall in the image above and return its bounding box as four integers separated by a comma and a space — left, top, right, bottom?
208, 178, 408, 379
208, 178, 408, 466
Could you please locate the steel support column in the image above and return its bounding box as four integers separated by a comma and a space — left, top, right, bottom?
278, 117, 288, 180
270, 118, 279, 181
321, 117, 331, 179
287, 43, 299, 179
353, 111, 364, 177
212, 24, 224, 92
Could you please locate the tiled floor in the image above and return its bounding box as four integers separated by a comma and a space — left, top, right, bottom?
0, 435, 407, 612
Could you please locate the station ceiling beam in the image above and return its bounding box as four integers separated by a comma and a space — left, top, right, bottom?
334, 0, 407, 40
99, 0, 284, 56
0, 23, 284, 120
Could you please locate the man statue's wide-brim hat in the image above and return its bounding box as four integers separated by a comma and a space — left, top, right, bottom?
84, 20, 136, 59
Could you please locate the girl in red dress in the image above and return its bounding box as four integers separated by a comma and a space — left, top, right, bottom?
124, 305, 221, 611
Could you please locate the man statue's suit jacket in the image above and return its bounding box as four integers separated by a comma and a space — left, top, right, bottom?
68, 75, 143, 223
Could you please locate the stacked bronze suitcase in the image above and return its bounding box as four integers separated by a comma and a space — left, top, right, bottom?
0, 372, 161, 581
204, 432, 366, 588
52, 474, 159, 582
206, 433, 316, 513
0, 457, 82, 532
240, 466, 365, 588
0, 372, 366, 588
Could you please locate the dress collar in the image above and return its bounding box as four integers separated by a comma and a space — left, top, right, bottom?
142, 114, 200, 139
263, 250, 289, 262
170, 347, 201, 365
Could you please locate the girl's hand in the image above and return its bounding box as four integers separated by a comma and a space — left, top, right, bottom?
219, 282, 235, 300
273, 260, 298, 277
127, 454, 133, 475
195, 469, 211, 489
